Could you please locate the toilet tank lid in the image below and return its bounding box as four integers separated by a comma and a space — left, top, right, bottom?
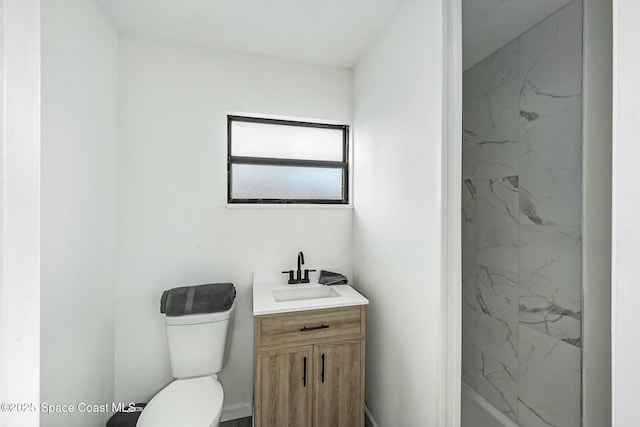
164, 302, 235, 325
137, 377, 223, 427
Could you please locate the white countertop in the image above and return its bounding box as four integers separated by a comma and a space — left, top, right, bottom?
252, 271, 369, 316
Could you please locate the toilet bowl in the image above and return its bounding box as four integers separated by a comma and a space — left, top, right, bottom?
137, 283, 236, 427
136, 376, 223, 427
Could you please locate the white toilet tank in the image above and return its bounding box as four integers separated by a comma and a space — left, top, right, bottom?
164, 302, 235, 379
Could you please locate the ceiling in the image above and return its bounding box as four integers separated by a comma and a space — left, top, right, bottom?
95, 0, 404, 68
95, 0, 575, 71
463, 0, 574, 70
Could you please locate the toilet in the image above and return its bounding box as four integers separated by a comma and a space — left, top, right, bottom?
137, 285, 236, 427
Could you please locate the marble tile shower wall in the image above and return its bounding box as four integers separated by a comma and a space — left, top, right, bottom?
461, 1, 582, 426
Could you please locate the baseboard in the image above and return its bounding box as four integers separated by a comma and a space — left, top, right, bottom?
365, 404, 380, 427
220, 402, 252, 422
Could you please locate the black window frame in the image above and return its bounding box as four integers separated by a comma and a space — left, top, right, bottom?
227, 115, 350, 205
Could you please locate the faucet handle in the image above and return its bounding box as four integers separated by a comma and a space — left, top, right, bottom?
281, 270, 294, 283
303, 269, 316, 281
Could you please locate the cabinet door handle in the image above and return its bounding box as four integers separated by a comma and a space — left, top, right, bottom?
321, 353, 325, 383
300, 324, 330, 332
303, 356, 307, 387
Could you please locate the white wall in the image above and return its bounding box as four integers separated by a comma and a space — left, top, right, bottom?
0, 1, 41, 426
115, 36, 353, 416
352, 0, 444, 425
40, 0, 119, 425
612, 1, 640, 426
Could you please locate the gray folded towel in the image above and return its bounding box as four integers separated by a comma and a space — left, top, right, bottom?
318, 270, 348, 286
160, 283, 236, 316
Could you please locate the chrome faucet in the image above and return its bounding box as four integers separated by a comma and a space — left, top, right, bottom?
282, 251, 315, 284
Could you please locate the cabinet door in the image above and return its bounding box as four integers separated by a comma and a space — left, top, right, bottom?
255, 346, 313, 427
313, 340, 364, 427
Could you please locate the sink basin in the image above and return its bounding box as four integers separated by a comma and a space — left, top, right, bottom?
273, 286, 340, 302
253, 271, 369, 315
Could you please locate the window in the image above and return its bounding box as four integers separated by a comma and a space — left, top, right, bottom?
227, 115, 349, 204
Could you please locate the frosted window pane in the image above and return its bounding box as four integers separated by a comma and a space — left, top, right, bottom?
231, 121, 343, 161
232, 164, 343, 200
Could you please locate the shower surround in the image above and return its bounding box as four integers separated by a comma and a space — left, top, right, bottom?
462, 1, 582, 426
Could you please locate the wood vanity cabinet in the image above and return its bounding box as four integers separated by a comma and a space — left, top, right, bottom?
254, 305, 366, 427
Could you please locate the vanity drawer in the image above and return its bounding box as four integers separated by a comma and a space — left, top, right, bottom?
255, 305, 365, 350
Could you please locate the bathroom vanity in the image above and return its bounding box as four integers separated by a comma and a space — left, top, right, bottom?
253, 272, 368, 427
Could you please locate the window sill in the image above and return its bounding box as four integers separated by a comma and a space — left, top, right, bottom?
226, 203, 353, 210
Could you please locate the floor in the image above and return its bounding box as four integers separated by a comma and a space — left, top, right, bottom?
220, 417, 252, 427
